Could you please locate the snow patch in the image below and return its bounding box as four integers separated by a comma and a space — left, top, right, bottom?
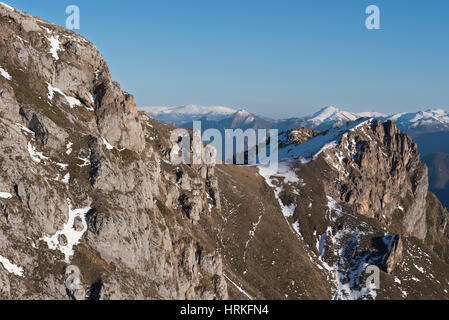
0, 192, 13, 199
413, 263, 425, 274
327, 196, 343, 222
0, 66, 11, 80
77, 153, 91, 167
40, 199, 91, 263
66, 142, 73, 155
47, 35, 61, 60
47, 83, 83, 109
0, 255, 23, 277
258, 161, 300, 218
61, 172, 70, 184
28, 142, 49, 163
102, 138, 114, 150
16, 123, 35, 136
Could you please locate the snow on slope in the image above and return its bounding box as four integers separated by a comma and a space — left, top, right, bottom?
47, 83, 89, 110
386, 109, 449, 131
305, 106, 359, 125
0, 192, 13, 199
278, 118, 370, 162
141, 105, 239, 124
40, 199, 90, 263
0, 255, 24, 277
143, 105, 237, 116
143, 104, 449, 138
259, 118, 392, 300
303, 107, 449, 133
47, 35, 60, 60
0, 65, 11, 80
258, 161, 301, 218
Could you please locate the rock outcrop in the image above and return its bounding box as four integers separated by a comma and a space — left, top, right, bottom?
321, 119, 429, 240
254, 118, 449, 299
0, 4, 226, 300
383, 235, 403, 274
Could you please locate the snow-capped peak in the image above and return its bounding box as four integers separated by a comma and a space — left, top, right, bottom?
384, 109, 449, 132
236, 109, 250, 116
141, 105, 238, 117
140, 105, 241, 125
307, 106, 359, 123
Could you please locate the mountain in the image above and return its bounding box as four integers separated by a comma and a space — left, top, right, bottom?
144, 105, 388, 135
291, 106, 384, 132
142, 105, 239, 125
388, 109, 449, 137
146, 105, 449, 181
191, 109, 273, 132
291, 107, 449, 136
2, 3, 449, 301
288, 107, 449, 138
257, 118, 449, 299
0, 4, 228, 300
145, 105, 449, 139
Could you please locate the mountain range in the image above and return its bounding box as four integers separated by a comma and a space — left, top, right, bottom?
144, 105, 449, 209
143, 105, 449, 138
1, 3, 449, 301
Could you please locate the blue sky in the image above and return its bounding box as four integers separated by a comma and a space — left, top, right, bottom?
6, 0, 449, 118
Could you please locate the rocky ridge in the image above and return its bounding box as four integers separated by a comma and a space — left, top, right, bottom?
254, 119, 449, 299
0, 4, 226, 300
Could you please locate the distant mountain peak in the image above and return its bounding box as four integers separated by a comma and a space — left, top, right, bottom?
141, 105, 238, 116
141, 105, 240, 124
143, 104, 449, 137
236, 109, 251, 116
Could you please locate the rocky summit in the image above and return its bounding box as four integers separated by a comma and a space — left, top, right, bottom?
1, 4, 449, 300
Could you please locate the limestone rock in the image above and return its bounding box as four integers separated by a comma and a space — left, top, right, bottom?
384, 236, 403, 274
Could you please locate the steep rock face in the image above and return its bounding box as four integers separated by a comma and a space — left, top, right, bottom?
93, 80, 145, 153
252, 118, 449, 299
0, 4, 226, 300
285, 127, 320, 145
383, 235, 403, 274
0, 4, 144, 153
322, 120, 428, 240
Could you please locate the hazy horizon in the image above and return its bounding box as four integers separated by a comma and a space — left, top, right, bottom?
139, 104, 449, 120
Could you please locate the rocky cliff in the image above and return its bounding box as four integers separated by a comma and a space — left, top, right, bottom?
0, 4, 226, 300
249, 119, 449, 299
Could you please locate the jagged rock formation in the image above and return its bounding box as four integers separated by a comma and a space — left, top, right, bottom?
285, 127, 320, 145
322, 120, 429, 240
0, 4, 226, 300
383, 236, 403, 274
248, 118, 449, 299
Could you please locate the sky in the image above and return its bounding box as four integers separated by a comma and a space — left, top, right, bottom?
5, 0, 449, 119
